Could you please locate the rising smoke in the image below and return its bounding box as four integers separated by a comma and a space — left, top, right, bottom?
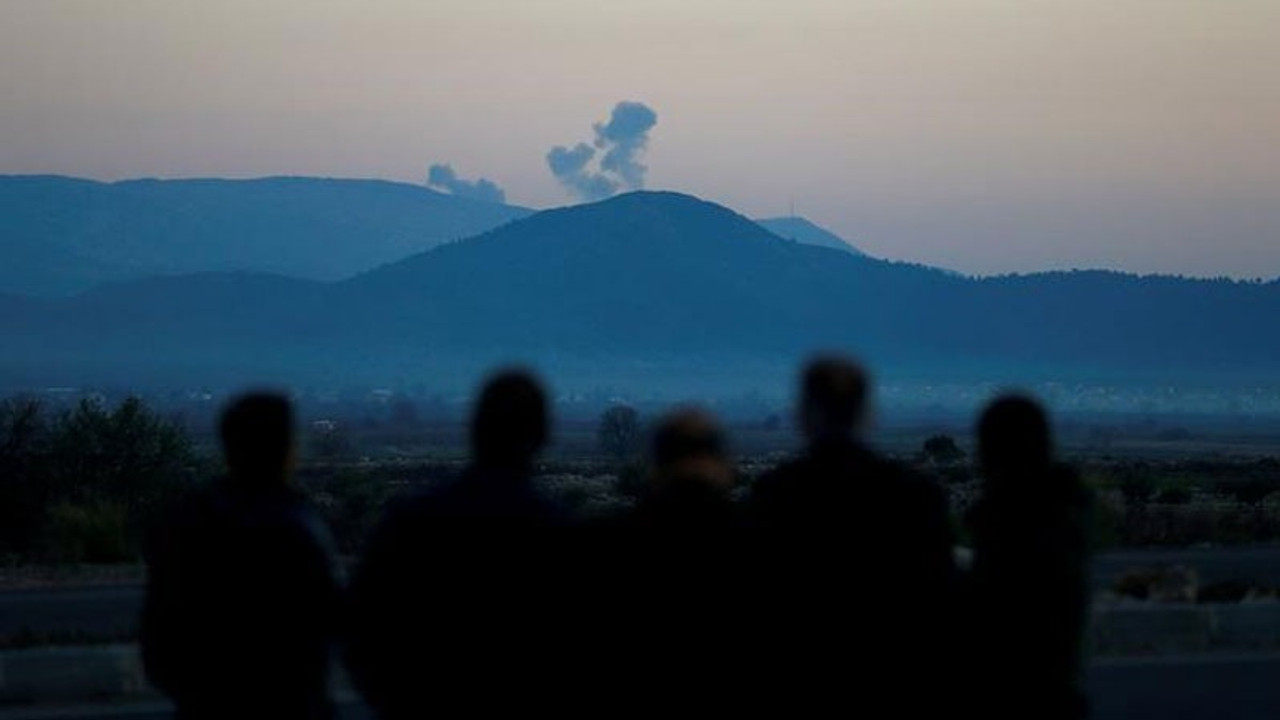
547, 101, 658, 201
427, 164, 507, 204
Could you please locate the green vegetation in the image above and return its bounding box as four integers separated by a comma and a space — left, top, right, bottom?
3, 391, 1280, 568
597, 405, 642, 460
921, 434, 966, 465
0, 396, 197, 564
1082, 458, 1280, 547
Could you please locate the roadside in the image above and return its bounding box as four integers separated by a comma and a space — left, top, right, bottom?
0, 567, 143, 594
5, 654, 1280, 720
3, 545, 1279, 709
4, 547, 1280, 650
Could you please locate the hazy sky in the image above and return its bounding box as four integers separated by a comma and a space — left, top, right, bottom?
2, 1, 1277, 278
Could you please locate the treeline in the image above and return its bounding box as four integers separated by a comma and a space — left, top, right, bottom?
0, 397, 197, 562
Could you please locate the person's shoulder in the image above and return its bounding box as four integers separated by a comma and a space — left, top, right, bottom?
364, 480, 485, 544
283, 489, 339, 552
866, 450, 950, 515
1051, 462, 1091, 501
146, 483, 225, 547
249, 486, 324, 530
226, 487, 335, 560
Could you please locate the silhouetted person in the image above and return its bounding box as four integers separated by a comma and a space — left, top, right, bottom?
586, 409, 752, 716
633, 408, 738, 529
344, 369, 570, 719
749, 356, 958, 714
141, 393, 340, 720
966, 395, 1093, 719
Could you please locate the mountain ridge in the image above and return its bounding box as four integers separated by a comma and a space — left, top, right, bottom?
755, 215, 865, 255
2, 190, 1277, 391
0, 174, 532, 295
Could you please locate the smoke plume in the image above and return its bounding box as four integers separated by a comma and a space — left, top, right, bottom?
547, 101, 658, 201
427, 163, 507, 204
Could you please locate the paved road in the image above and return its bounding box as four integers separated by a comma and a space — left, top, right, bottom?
6, 546, 1280, 641
3, 655, 1278, 720
0, 586, 142, 643
1087, 653, 1280, 720
1093, 546, 1280, 591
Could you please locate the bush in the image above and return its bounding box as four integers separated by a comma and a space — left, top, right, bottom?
1090, 489, 1125, 549
536, 472, 631, 519
1116, 472, 1157, 505
614, 459, 650, 499
309, 421, 353, 460
0, 395, 195, 563
43, 502, 130, 564
1218, 476, 1280, 506
45, 398, 193, 507
598, 405, 642, 460
0, 397, 49, 554
921, 434, 965, 465
1151, 477, 1195, 505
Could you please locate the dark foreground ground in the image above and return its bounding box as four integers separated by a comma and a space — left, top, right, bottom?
4, 548, 1280, 718
6, 546, 1280, 645
2, 653, 1279, 720
1088, 653, 1280, 719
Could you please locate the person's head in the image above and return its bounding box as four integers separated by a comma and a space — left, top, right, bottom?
978, 393, 1053, 483
798, 355, 870, 443
220, 392, 295, 487
648, 408, 734, 495
470, 369, 549, 469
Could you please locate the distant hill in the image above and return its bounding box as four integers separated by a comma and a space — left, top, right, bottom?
2, 191, 1278, 392
756, 216, 865, 255
0, 175, 531, 295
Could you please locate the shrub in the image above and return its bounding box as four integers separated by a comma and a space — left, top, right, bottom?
46, 397, 194, 513
1151, 477, 1195, 505
615, 459, 650, 499
0, 397, 50, 554
1090, 489, 1125, 549
1218, 476, 1280, 506
43, 501, 130, 564
309, 421, 353, 460
0, 395, 195, 563
598, 405, 642, 460
921, 434, 965, 465
1116, 472, 1157, 505
536, 472, 629, 518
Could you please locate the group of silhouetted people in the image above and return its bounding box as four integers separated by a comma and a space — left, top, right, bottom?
141, 356, 1093, 720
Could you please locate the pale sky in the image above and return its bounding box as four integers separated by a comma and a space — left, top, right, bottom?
2, 0, 1277, 278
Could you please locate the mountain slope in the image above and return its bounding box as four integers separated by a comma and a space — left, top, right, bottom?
0, 175, 531, 295
756, 216, 865, 255
3, 191, 1278, 390
338, 192, 956, 356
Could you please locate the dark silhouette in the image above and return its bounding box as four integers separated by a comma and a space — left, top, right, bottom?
583, 409, 751, 716
343, 369, 571, 719
966, 394, 1094, 719
140, 393, 340, 720
633, 408, 738, 528
749, 356, 958, 714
